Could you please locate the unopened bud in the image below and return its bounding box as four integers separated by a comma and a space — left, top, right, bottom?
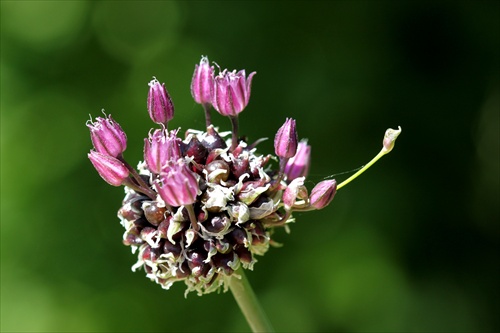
191, 56, 214, 105
88, 150, 129, 186
309, 179, 337, 210
148, 78, 174, 125
274, 118, 298, 159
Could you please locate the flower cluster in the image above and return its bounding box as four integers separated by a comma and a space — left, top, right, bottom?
87, 56, 400, 295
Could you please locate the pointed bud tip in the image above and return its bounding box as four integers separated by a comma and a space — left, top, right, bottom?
382, 126, 402, 153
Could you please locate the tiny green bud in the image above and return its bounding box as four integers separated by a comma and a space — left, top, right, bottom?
382, 126, 402, 154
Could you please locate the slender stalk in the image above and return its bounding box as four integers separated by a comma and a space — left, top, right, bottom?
229, 115, 239, 151
203, 103, 212, 128
117, 156, 156, 197
337, 126, 402, 190
185, 204, 199, 231
337, 148, 386, 190
228, 266, 274, 332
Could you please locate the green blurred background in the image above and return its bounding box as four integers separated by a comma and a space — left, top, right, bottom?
1, 1, 499, 332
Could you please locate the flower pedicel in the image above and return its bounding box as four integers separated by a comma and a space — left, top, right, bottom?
87, 56, 401, 297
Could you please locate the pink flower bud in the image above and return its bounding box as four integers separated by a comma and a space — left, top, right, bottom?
147, 78, 174, 125
274, 118, 298, 158
144, 129, 181, 174
155, 162, 200, 207
88, 150, 129, 186
284, 140, 310, 181
87, 113, 127, 157
309, 180, 337, 210
212, 69, 256, 117
191, 56, 214, 105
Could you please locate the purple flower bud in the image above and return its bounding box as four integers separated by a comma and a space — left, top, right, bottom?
191, 56, 214, 105
309, 180, 337, 210
87, 113, 127, 158
284, 140, 311, 180
155, 162, 200, 207
144, 129, 181, 174
147, 78, 174, 125
274, 118, 298, 158
283, 177, 308, 210
88, 150, 129, 186
212, 69, 256, 117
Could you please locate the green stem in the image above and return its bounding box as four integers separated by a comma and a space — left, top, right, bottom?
228, 266, 275, 332
337, 126, 401, 190
337, 148, 386, 190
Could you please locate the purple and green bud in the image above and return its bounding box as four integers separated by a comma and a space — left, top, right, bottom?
212, 69, 256, 117
87, 113, 127, 158
144, 129, 181, 174
155, 161, 200, 207
88, 150, 129, 186
284, 140, 311, 181
191, 56, 214, 105
148, 78, 174, 126
309, 179, 337, 210
274, 118, 298, 159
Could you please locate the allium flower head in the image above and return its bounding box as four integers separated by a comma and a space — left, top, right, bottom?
87, 56, 400, 296
212, 68, 256, 117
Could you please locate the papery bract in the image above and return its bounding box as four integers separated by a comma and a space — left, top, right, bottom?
283, 177, 307, 210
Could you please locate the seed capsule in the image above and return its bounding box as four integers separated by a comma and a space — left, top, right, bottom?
142, 201, 167, 226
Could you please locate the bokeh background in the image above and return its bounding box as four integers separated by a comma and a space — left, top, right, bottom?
1, 1, 499, 332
